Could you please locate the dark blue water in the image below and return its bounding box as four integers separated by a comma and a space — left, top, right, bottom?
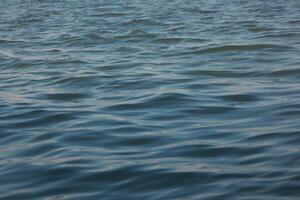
1, 0, 300, 199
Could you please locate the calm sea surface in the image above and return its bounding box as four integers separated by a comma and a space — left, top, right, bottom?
1, 0, 300, 199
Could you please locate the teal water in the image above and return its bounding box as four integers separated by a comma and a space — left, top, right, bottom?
1, 0, 300, 199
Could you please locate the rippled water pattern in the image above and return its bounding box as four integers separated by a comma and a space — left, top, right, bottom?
1, 0, 300, 199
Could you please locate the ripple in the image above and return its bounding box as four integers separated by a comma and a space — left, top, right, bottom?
105, 93, 193, 111
42, 92, 90, 102
194, 44, 293, 54
270, 67, 300, 78
218, 94, 259, 102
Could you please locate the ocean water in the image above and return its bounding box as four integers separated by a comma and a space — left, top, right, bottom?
1, 0, 300, 199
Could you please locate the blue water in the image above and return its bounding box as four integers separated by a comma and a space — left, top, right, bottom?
1, 0, 300, 199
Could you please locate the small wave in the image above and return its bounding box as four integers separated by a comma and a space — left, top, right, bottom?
181, 69, 258, 78
121, 18, 164, 26
270, 68, 300, 78
195, 44, 292, 54
184, 105, 237, 115
218, 94, 259, 103
166, 143, 268, 159
115, 30, 158, 40
41, 92, 90, 102
154, 37, 183, 44
104, 93, 193, 111
0, 38, 27, 44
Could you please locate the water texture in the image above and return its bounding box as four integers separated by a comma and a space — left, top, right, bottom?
1, 0, 300, 199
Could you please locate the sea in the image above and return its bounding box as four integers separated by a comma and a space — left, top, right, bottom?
1, 0, 300, 199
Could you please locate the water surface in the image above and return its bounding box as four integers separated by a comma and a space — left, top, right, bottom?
1, 0, 300, 199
